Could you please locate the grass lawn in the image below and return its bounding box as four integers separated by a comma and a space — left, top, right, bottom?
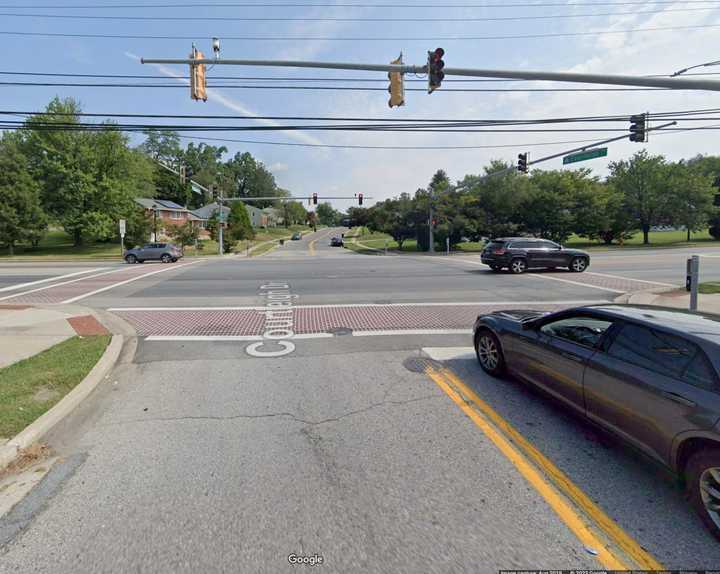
565, 229, 720, 250
0, 229, 123, 260
0, 335, 110, 440
699, 282, 720, 295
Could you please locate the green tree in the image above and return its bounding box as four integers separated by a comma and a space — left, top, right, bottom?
124, 208, 153, 248
315, 202, 337, 226
167, 220, 200, 254
24, 97, 154, 246
282, 201, 307, 226
667, 162, 715, 241
0, 133, 47, 255
607, 150, 673, 244
224, 151, 283, 208
227, 202, 254, 243
346, 207, 370, 228
368, 193, 416, 249
573, 184, 635, 245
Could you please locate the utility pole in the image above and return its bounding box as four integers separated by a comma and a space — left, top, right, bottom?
218, 186, 224, 256
428, 194, 435, 253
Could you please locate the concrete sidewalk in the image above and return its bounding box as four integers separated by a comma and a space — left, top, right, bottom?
0, 304, 111, 368
619, 288, 720, 315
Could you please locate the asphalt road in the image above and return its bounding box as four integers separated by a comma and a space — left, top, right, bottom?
1, 230, 720, 572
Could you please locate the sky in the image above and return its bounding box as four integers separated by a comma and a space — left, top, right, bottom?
3, 1, 720, 211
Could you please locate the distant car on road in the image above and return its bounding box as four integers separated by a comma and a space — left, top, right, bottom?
125, 242, 182, 264
473, 304, 720, 539
330, 237, 344, 247
481, 237, 590, 274
291, 232, 302, 240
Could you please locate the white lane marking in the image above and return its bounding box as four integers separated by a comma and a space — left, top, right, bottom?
108, 300, 605, 312
584, 271, 676, 287
526, 273, 625, 294
0, 267, 125, 302
146, 335, 263, 342
0, 268, 104, 293
422, 347, 476, 361
61, 261, 200, 304
353, 329, 473, 337
292, 333, 335, 339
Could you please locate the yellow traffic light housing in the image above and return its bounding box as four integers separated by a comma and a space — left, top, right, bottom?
190, 46, 207, 102
388, 54, 405, 108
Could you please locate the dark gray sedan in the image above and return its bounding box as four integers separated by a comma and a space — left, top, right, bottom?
124, 242, 182, 264
473, 304, 720, 539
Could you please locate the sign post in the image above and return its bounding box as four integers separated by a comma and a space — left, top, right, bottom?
562, 147, 608, 165
119, 219, 126, 257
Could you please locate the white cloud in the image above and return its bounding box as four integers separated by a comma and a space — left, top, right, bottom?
124, 52, 324, 147
268, 162, 289, 173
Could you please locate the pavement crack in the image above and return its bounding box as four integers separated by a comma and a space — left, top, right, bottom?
105, 395, 440, 428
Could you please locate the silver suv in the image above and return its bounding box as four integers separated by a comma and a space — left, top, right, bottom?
124, 242, 182, 264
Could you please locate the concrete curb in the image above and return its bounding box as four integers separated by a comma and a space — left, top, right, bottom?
612, 286, 677, 305
0, 334, 123, 471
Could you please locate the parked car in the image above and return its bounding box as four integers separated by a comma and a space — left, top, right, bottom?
291, 232, 302, 240
330, 237, 344, 247
481, 237, 590, 274
124, 242, 182, 264
473, 304, 720, 539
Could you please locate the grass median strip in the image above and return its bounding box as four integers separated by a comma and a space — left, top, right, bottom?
0, 335, 110, 440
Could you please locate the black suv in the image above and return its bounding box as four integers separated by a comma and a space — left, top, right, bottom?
481, 237, 590, 274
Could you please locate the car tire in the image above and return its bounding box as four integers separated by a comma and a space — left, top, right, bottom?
686, 448, 720, 541
125, 254, 137, 264
172, 258, 178, 263
161, 254, 173, 264
489, 265, 503, 272
509, 258, 527, 274
570, 256, 588, 273
474, 329, 506, 376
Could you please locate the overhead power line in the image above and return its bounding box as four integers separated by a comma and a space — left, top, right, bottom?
3, 22, 720, 41
1, 0, 718, 7
0, 6, 716, 21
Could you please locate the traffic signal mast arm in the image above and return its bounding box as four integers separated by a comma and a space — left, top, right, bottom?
477, 120, 677, 182
141, 56, 720, 91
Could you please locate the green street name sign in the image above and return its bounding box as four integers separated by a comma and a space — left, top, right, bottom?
562, 147, 608, 165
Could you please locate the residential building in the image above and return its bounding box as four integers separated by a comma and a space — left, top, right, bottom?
134, 198, 192, 240
262, 207, 284, 227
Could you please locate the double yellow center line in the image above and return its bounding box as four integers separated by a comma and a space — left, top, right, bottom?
424, 365, 665, 571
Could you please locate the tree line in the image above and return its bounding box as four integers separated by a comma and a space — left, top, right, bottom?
360, 152, 720, 250
0, 97, 307, 254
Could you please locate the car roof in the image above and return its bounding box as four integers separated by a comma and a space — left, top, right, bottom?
492, 237, 548, 242
578, 304, 720, 341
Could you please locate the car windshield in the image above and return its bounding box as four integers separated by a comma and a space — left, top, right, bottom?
3, 14, 720, 574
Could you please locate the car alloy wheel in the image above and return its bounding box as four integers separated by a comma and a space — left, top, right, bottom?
477, 335, 499, 371
700, 467, 720, 531
161, 254, 173, 263
125, 254, 137, 264
570, 257, 587, 272
510, 259, 527, 274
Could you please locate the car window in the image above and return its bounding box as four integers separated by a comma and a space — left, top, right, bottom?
540, 316, 613, 348
683, 351, 718, 391
509, 241, 533, 249
539, 241, 559, 249
157, 243, 166, 248
607, 324, 699, 380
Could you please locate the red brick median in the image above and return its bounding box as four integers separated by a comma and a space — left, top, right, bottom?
68, 315, 110, 336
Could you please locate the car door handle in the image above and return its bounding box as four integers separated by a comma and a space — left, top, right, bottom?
560, 351, 584, 363
661, 391, 696, 407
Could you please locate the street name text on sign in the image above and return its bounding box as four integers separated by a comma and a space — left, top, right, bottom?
562, 147, 608, 165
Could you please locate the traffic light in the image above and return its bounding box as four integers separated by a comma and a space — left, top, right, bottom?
190, 46, 207, 102
517, 152, 528, 174
312, 193, 318, 205
179, 166, 186, 185
629, 113, 647, 143
388, 54, 405, 108
358, 193, 364, 206
427, 48, 445, 94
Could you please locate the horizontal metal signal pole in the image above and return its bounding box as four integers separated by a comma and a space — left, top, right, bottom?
141, 57, 720, 91
477, 120, 677, 182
